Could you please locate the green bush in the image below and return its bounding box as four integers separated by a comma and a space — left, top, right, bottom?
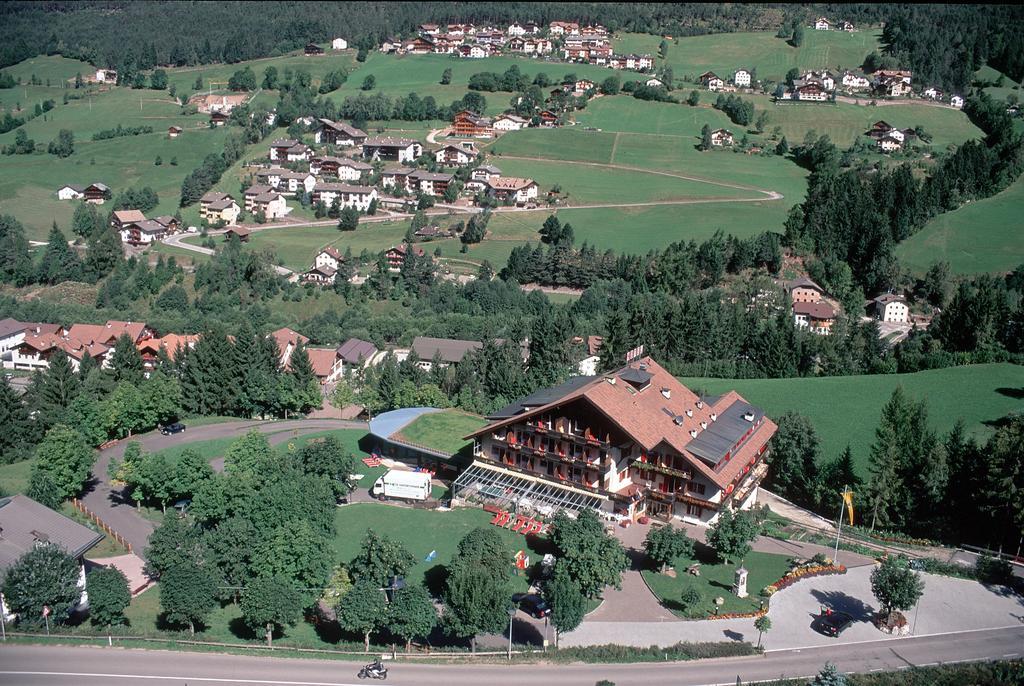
549, 641, 756, 664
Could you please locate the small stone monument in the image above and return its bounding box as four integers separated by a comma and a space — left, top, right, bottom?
733, 566, 749, 598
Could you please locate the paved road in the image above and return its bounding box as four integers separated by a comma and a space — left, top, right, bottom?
82, 419, 368, 553
1, 627, 1021, 685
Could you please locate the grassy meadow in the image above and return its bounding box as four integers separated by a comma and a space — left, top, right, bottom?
896, 175, 1024, 275
615, 29, 882, 83
680, 364, 1024, 476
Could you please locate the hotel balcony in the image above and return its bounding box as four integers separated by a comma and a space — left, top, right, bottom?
729, 459, 769, 505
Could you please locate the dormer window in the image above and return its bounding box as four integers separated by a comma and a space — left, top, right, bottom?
696, 400, 703, 409
743, 411, 755, 422
661, 388, 671, 399
689, 429, 698, 438
685, 409, 693, 417
700, 421, 708, 430
710, 413, 718, 422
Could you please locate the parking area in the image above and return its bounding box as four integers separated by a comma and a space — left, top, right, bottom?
561, 566, 1024, 649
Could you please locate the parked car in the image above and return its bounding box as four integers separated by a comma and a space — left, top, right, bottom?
512, 593, 551, 619
812, 609, 854, 637
160, 422, 186, 435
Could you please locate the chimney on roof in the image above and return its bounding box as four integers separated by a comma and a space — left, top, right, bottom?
685, 409, 693, 417
700, 421, 708, 430
604, 376, 616, 385
661, 388, 671, 399
696, 400, 703, 409
743, 411, 755, 422
689, 429, 698, 438
710, 412, 718, 422
673, 416, 684, 426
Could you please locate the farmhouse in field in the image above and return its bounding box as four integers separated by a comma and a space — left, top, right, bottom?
874, 293, 909, 323
793, 301, 836, 335
168, 125, 183, 138
384, 243, 426, 272
840, 71, 872, 91
95, 68, 118, 83
302, 264, 337, 286
110, 209, 147, 232
950, 95, 964, 109
57, 182, 109, 203
332, 38, 348, 50
269, 139, 312, 162
733, 69, 752, 87
362, 137, 423, 162
700, 71, 724, 91
410, 336, 483, 370
814, 17, 832, 30
434, 143, 478, 166
458, 356, 778, 524
189, 93, 248, 114
493, 113, 529, 131
314, 119, 367, 146
710, 128, 734, 146
305, 43, 325, 56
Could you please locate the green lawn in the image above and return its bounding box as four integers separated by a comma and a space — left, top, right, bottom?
494, 157, 756, 204
393, 410, 488, 456
331, 503, 537, 592
0, 458, 33, 495
642, 548, 792, 617
0, 125, 229, 241
680, 363, 1024, 476
896, 175, 1024, 275
614, 30, 882, 83
0, 55, 96, 87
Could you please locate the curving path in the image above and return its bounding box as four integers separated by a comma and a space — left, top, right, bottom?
83, 419, 368, 553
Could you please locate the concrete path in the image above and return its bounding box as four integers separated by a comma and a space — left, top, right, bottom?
86, 553, 151, 596
82, 419, 368, 554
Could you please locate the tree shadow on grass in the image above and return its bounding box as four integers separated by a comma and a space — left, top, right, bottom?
423, 563, 449, 598
228, 615, 261, 641
995, 387, 1024, 399
810, 589, 874, 623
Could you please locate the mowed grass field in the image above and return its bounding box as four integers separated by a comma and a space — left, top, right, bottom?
897, 175, 1024, 275
0, 126, 229, 241
680, 363, 1024, 476
615, 30, 882, 83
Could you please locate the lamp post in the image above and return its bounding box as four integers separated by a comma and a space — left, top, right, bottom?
507, 607, 516, 661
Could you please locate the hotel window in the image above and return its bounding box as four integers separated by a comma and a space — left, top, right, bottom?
687, 482, 706, 495
686, 503, 702, 517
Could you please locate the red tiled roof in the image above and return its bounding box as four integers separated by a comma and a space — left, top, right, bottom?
468, 357, 777, 490
306, 347, 338, 379
793, 301, 835, 319
270, 327, 309, 357
67, 320, 147, 346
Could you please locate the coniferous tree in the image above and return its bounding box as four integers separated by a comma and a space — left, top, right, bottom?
287, 343, 320, 413
0, 214, 33, 286
108, 333, 145, 385
866, 387, 909, 530
36, 222, 81, 284
528, 307, 570, 387
31, 350, 81, 429
0, 375, 32, 461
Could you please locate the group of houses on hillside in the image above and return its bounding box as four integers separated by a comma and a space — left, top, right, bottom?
379, 20, 655, 73
782, 276, 914, 336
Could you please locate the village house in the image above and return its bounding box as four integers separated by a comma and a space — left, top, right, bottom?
57, 182, 109, 203
256, 167, 316, 194
136, 333, 198, 375
434, 143, 478, 166
877, 135, 903, 153
379, 167, 412, 190
793, 301, 836, 335
314, 119, 368, 146
304, 43, 325, 56
332, 37, 348, 50
574, 79, 596, 95
0, 495, 103, 620
269, 139, 312, 163
841, 71, 872, 91
407, 170, 454, 197
733, 69, 752, 88
710, 128, 734, 146
110, 209, 147, 233
410, 336, 483, 370
874, 293, 909, 323
466, 164, 501, 192
188, 93, 248, 114
839, 21, 855, 31
362, 137, 423, 162
306, 347, 344, 384
313, 246, 345, 273
950, 95, 964, 109
923, 87, 943, 100
224, 226, 250, 242
337, 338, 380, 374
493, 113, 529, 131
405, 36, 436, 54
311, 183, 378, 211
487, 177, 538, 205
210, 111, 229, 127
121, 218, 171, 245
876, 77, 912, 97
243, 185, 288, 218
814, 17, 832, 30
452, 110, 494, 138
0, 321, 62, 359
418, 23, 440, 35
269, 327, 309, 369
794, 83, 829, 101
507, 22, 527, 37
458, 357, 777, 525
572, 335, 603, 376
549, 21, 580, 36
168, 125, 183, 138
201, 193, 241, 225
95, 68, 118, 83
788, 276, 828, 304
538, 110, 560, 127
7, 319, 151, 372
700, 71, 724, 91
301, 264, 337, 286
459, 44, 491, 59
384, 243, 426, 272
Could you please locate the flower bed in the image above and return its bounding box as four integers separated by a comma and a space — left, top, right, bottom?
761, 560, 847, 597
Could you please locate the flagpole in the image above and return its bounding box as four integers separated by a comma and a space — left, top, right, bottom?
833, 485, 847, 564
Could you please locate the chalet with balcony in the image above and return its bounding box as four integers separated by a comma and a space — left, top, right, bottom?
452, 110, 494, 138
362, 137, 423, 162
435, 143, 477, 166
314, 119, 367, 146
269, 139, 312, 163
459, 357, 777, 524
311, 183, 377, 211
407, 170, 454, 197
793, 301, 836, 335
487, 176, 538, 205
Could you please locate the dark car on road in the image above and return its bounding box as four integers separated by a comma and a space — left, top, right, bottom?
812, 609, 854, 637
512, 593, 551, 619
160, 422, 186, 435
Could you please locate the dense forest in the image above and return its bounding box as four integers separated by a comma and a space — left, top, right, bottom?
2, 3, 1022, 91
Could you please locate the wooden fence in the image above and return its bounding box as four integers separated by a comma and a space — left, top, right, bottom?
70, 498, 133, 554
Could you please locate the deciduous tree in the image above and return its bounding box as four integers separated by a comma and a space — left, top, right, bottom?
388, 584, 437, 651
160, 564, 218, 634
643, 525, 694, 572
870, 554, 924, 616
705, 508, 759, 564
86, 566, 131, 626
1, 545, 81, 627
336, 578, 388, 651
240, 575, 304, 647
